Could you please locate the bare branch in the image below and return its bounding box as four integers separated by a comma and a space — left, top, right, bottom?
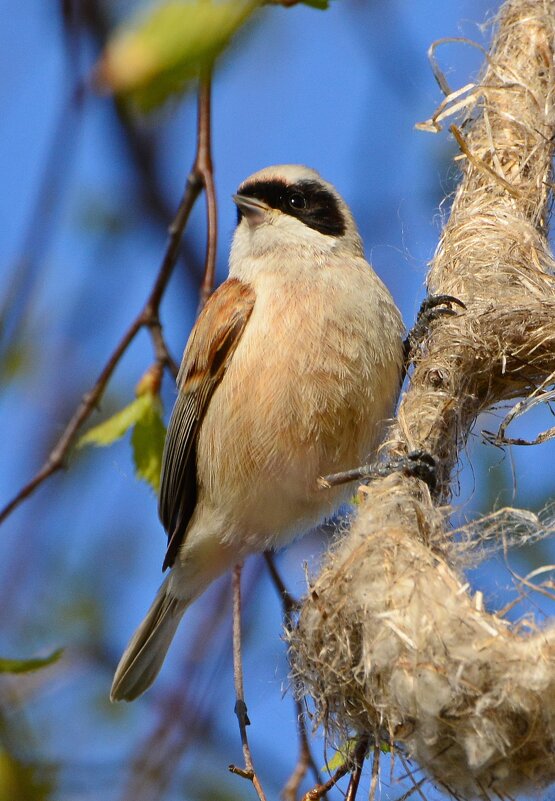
196, 69, 218, 310
146, 318, 180, 380
394, 777, 429, 801
301, 762, 350, 801
120, 581, 229, 801
368, 742, 380, 801
264, 552, 298, 620
263, 553, 322, 799
300, 735, 371, 801
396, 753, 429, 801
0, 75, 215, 526
281, 706, 312, 801
229, 563, 268, 801
344, 736, 369, 801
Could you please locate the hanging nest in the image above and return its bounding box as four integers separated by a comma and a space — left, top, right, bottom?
289, 0, 555, 797
290, 478, 555, 798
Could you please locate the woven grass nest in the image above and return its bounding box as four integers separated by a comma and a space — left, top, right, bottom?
289, 1, 555, 798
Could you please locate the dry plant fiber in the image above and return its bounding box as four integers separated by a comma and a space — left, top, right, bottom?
290, 476, 555, 798
290, 0, 555, 798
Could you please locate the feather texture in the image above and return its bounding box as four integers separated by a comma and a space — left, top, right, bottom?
112, 164, 405, 702
158, 279, 255, 569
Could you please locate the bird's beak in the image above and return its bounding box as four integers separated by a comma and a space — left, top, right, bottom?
233, 193, 271, 226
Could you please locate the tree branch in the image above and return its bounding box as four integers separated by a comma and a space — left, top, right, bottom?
196, 69, 218, 310
264, 552, 298, 622
120, 581, 230, 801
367, 742, 380, 801
229, 563, 268, 801
344, 736, 369, 801
301, 737, 369, 801
301, 763, 350, 801
0, 74, 215, 526
281, 708, 313, 801
263, 553, 323, 800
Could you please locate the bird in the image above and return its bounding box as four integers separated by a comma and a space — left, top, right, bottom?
110, 164, 405, 702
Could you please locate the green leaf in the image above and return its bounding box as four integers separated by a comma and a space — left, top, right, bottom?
97, 0, 259, 110
323, 737, 386, 772
78, 386, 167, 493
0, 749, 56, 801
78, 395, 152, 448
131, 396, 167, 492
0, 649, 63, 674
323, 738, 357, 772
301, 0, 330, 8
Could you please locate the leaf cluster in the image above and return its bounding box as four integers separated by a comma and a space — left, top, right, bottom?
96, 0, 333, 110
78, 391, 166, 493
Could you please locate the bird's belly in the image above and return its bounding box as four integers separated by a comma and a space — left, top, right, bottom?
197, 333, 399, 551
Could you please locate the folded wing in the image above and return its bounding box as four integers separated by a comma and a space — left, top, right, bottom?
158, 278, 256, 570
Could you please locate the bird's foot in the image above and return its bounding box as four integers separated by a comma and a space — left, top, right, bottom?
319, 450, 437, 493
394, 450, 437, 492
404, 294, 466, 363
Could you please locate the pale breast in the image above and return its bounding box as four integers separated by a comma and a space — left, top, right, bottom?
197, 259, 404, 542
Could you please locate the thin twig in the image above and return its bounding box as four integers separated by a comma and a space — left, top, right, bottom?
345, 736, 369, 801
231, 564, 251, 764
229, 563, 268, 801
301, 762, 350, 801
197, 68, 218, 310
394, 778, 428, 801
301, 735, 370, 801
146, 318, 180, 379
264, 553, 323, 799
368, 742, 381, 801
264, 552, 298, 620
121, 563, 266, 801
396, 753, 429, 801
281, 706, 313, 801
0, 75, 215, 527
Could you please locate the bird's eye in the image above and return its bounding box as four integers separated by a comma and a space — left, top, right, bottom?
288, 192, 307, 210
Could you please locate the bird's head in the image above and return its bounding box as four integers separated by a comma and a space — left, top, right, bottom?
230, 165, 364, 265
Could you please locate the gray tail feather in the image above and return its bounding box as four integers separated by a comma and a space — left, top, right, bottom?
110, 577, 187, 702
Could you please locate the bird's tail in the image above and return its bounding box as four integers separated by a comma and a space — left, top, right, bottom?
110, 575, 188, 702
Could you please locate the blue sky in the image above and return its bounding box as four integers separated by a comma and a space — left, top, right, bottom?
1, 1, 554, 799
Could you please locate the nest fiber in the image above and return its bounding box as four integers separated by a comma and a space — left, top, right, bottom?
290, 0, 555, 797
290, 477, 555, 798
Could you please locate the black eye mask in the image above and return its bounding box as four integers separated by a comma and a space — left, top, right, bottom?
236, 178, 346, 237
